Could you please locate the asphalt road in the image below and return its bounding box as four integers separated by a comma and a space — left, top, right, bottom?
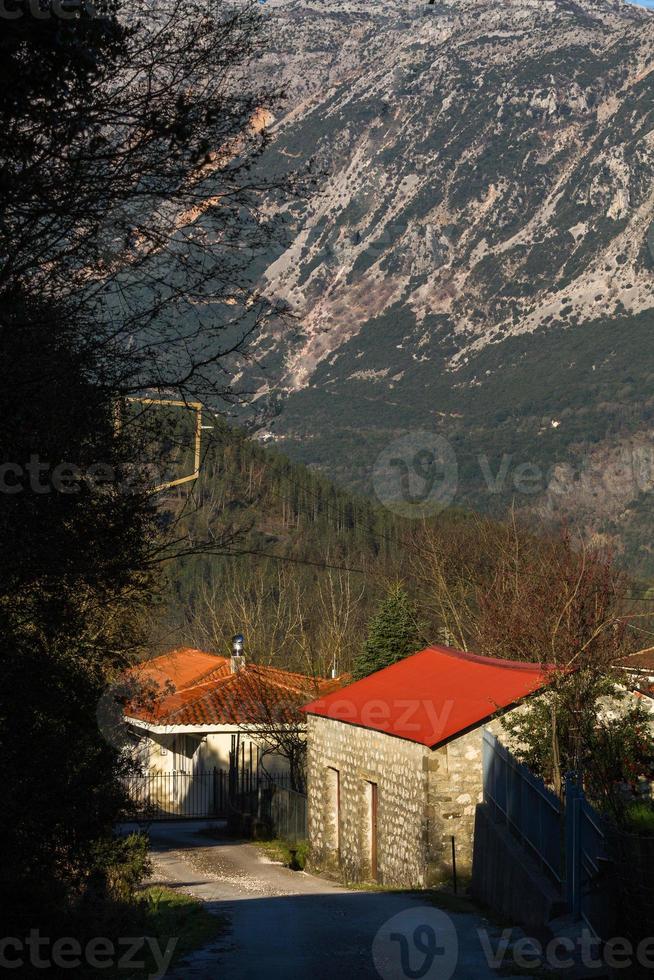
138, 820, 529, 980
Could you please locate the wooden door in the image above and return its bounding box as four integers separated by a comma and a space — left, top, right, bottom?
370, 782, 378, 880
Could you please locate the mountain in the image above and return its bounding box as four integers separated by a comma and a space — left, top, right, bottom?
239, 0, 654, 574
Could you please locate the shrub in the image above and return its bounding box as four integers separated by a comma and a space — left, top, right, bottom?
622, 802, 654, 837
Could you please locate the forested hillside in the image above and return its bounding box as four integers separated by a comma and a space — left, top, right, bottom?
154, 417, 654, 675
155, 421, 410, 676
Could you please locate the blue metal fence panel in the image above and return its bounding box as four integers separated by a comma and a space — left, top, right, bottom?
482, 730, 563, 886
579, 798, 611, 937
564, 775, 612, 939
483, 733, 615, 939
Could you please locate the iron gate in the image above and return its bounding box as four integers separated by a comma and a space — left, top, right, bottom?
125, 769, 229, 820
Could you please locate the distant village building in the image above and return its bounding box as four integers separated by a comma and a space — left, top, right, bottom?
302, 646, 554, 888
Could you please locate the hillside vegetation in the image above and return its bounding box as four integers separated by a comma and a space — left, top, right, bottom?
155, 420, 408, 674
155, 418, 654, 671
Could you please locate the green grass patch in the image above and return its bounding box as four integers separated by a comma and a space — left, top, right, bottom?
423, 886, 479, 915
256, 838, 309, 870
341, 880, 409, 893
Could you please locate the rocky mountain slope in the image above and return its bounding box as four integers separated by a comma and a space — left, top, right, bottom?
246, 0, 654, 572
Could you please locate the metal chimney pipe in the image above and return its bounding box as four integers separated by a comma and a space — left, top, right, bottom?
231, 633, 245, 674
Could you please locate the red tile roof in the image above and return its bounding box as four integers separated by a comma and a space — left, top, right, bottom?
130, 647, 231, 692
302, 645, 554, 748
126, 648, 344, 728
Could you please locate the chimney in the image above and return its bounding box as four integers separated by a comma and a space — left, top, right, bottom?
231, 633, 246, 674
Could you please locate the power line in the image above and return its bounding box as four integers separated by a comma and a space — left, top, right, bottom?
223, 547, 368, 576
156, 540, 370, 576
626, 623, 654, 639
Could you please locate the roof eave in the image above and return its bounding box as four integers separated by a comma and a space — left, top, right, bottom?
125, 715, 307, 735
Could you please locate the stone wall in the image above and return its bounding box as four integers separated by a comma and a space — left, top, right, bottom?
425, 717, 505, 882
306, 714, 430, 887
306, 713, 509, 888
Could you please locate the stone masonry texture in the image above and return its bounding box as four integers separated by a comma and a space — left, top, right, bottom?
306, 713, 507, 887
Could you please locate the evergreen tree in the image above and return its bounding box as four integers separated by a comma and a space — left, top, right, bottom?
352, 585, 423, 680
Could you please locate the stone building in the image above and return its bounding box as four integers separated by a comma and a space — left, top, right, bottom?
302, 645, 553, 888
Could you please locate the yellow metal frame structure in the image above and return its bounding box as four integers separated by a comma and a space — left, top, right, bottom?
125, 396, 203, 494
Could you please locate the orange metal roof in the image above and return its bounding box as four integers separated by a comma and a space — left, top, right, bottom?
127, 649, 344, 728
301, 646, 554, 748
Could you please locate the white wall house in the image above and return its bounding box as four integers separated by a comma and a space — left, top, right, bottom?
123, 645, 344, 815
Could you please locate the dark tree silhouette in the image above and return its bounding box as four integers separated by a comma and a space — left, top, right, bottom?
0, 0, 291, 942
1, 0, 289, 402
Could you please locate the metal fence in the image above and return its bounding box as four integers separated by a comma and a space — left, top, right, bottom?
482, 730, 563, 886
124, 767, 305, 833
565, 777, 612, 938
125, 769, 230, 820
482, 731, 621, 940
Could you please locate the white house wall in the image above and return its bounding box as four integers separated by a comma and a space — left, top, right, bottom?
127, 723, 293, 778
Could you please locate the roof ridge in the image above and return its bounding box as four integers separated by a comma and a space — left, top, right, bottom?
247, 662, 324, 680
426, 645, 551, 672
247, 663, 323, 690
143, 646, 226, 661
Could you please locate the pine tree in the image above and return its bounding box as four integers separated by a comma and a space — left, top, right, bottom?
352, 585, 423, 680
